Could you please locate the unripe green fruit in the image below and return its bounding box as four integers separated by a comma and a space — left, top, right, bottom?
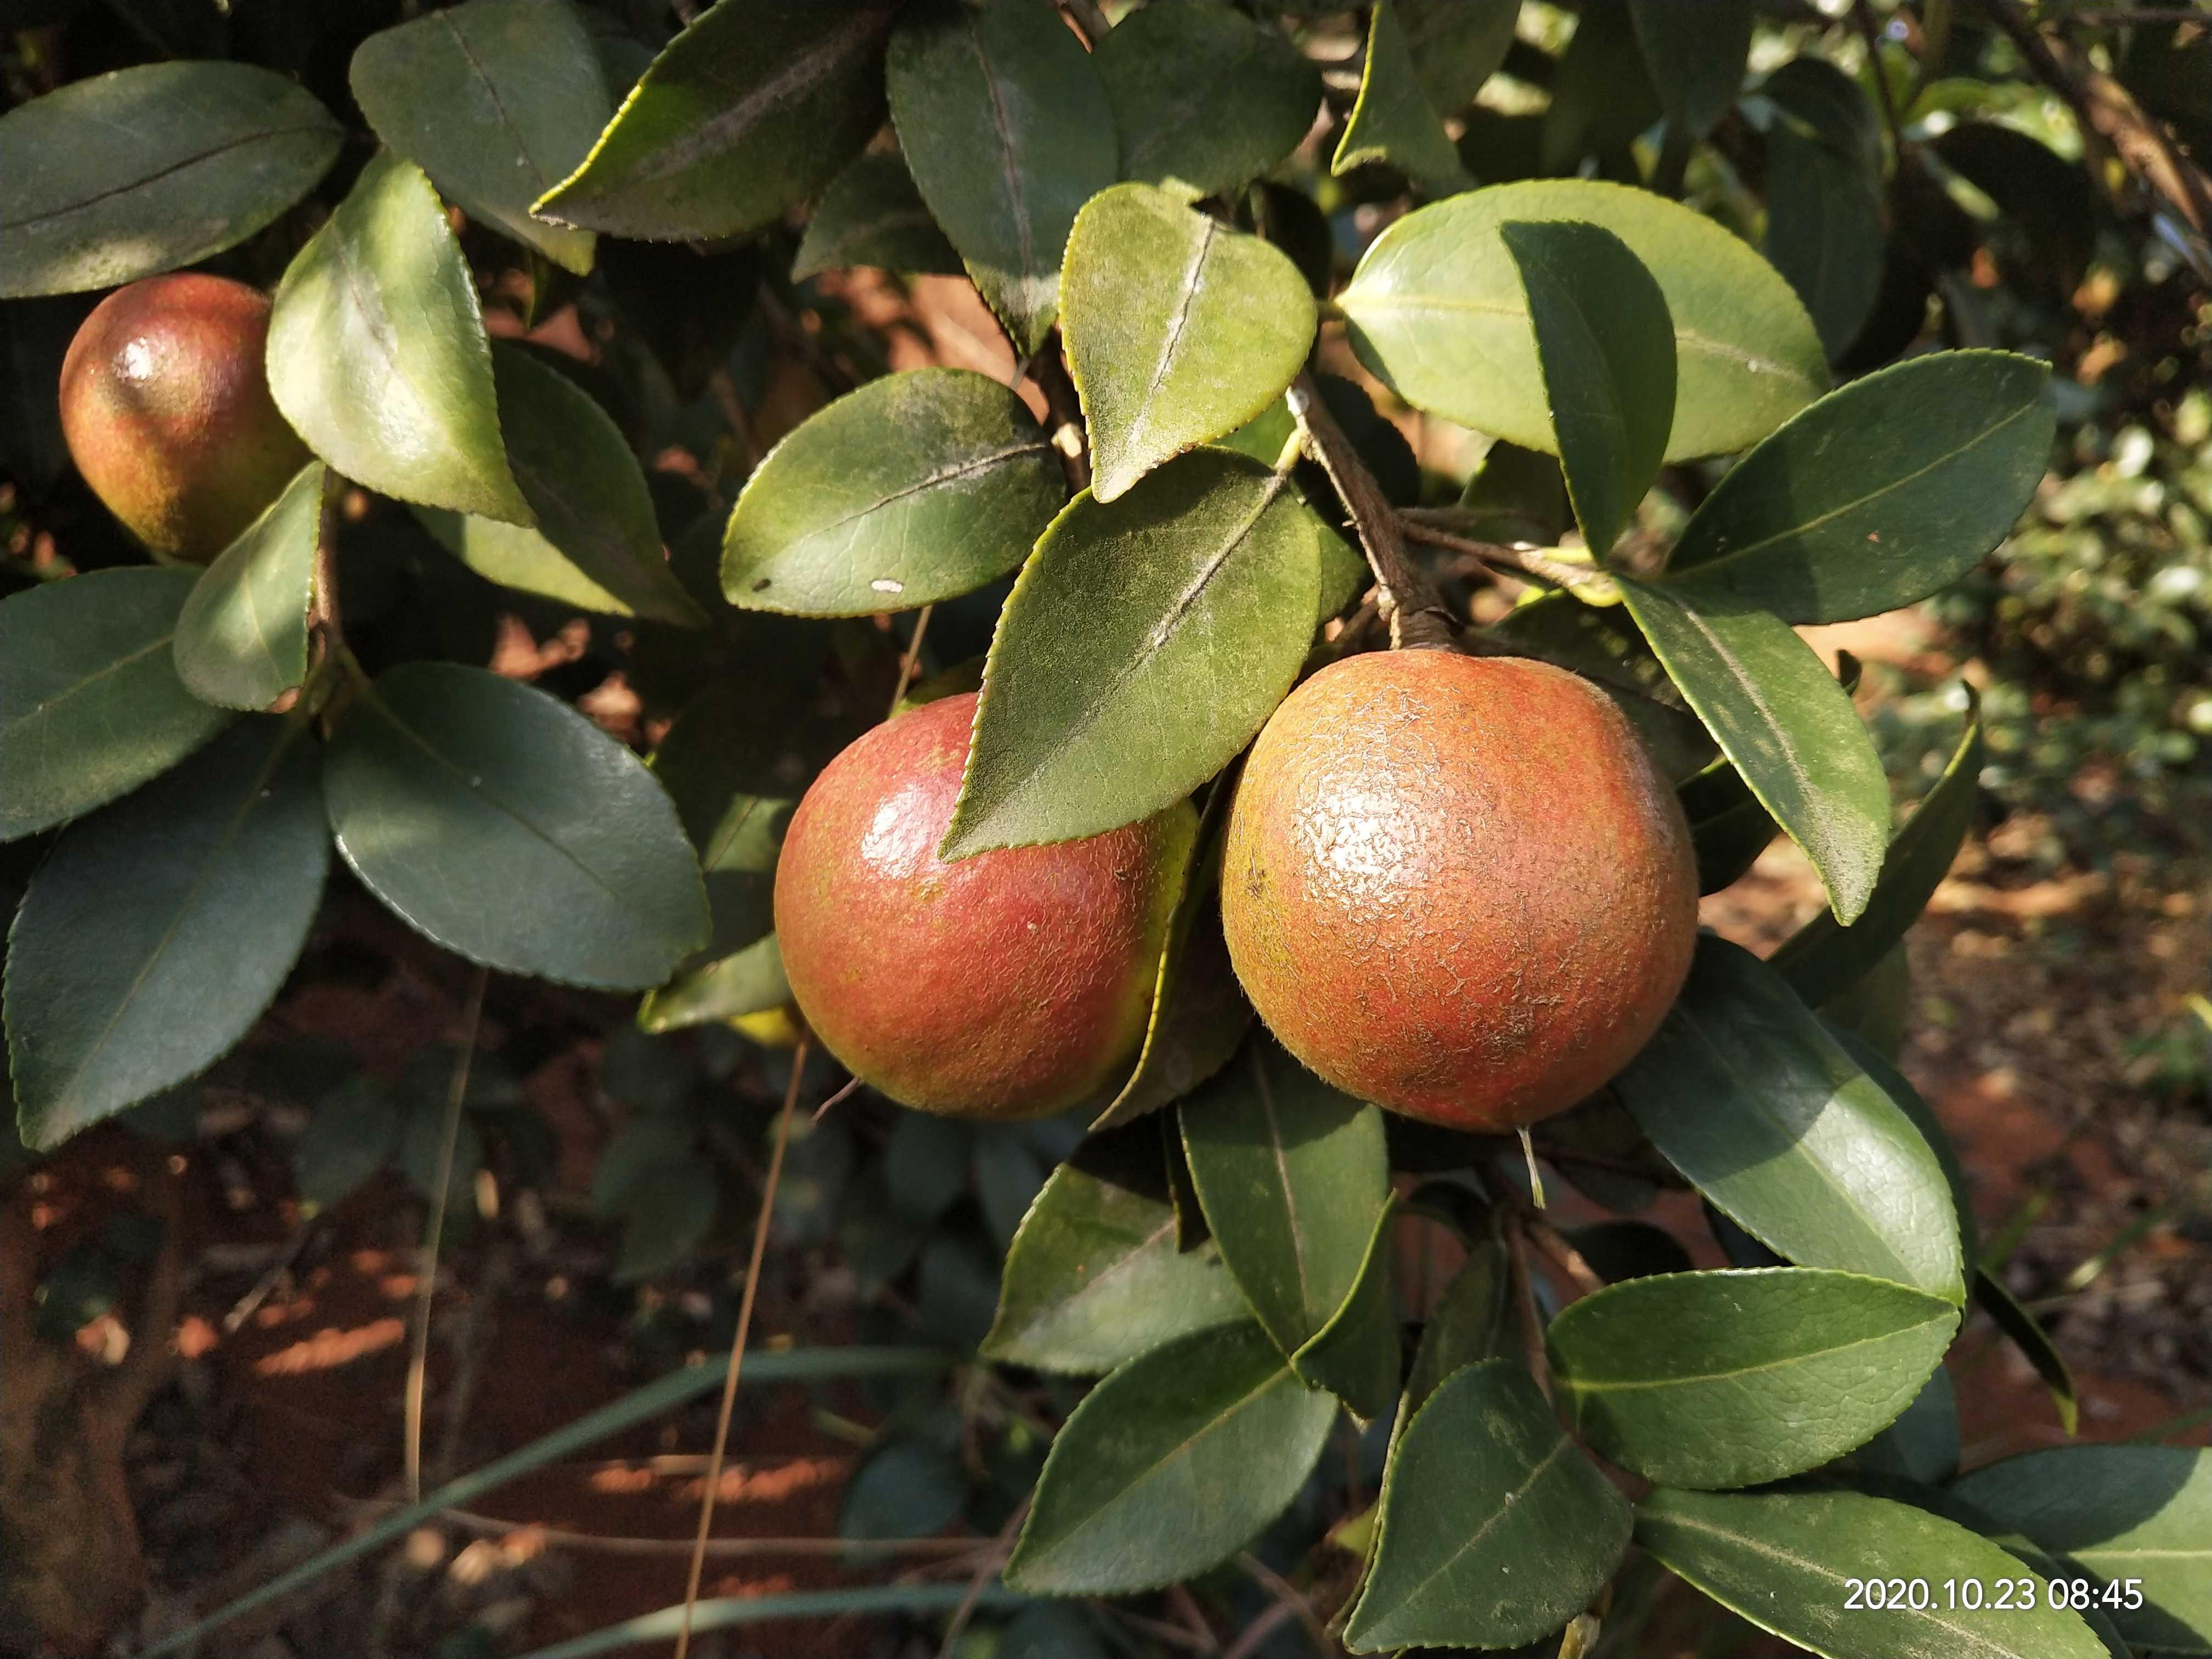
1221, 650, 1698, 1133
774, 692, 1196, 1120
58, 273, 309, 563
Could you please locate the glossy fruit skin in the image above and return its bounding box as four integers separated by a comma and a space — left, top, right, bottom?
59, 274, 309, 562
774, 692, 1196, 1120
1221, 650, 1697, 1132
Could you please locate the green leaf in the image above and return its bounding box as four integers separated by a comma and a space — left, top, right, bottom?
1180, 1033, 1391, 1355
1339, 178, 1828, 462
534, 0, 891, 242
1457, 439, 1570, 545
1665, 354, 2054, 623
1952, 1446, 2212, 1654
887, 0, 1119, 356
350, 0, 610, 274
1855, 1364, 1960, 1485
1771, 693, 1984, 1005
1065, 185, 1316, 504
1761, 58, 1886, 357
1092, 840, 1254, 1131
1404, 1240, 1511, 1410
0, 62, 342, 298
294, 1076, 405, 1210
1619, 579, 1888, 923
418, 345, 703, 625
324, 662, 708, 989
983, 1119, 1248, 1375
841, 1441, 967, 1544
1829, 1024, 1979, 1282
636, 933, 788, 1034
723, 367, 1064, 616
792, 151, 963, 280
1541, 0, 1663, 174
1629, 0, 1752, 142
0, 568, 234, 840
611, 1160, 718, 1281
1617, 935, 1963, 1302
1636, 1487, 2112, 1659
1290, 1195, 1400, 1420
1003, 1319, 1338, 1594
943, 448, 1320, 857
1972, 1267, 2079, 1438
1332, 0, 1470, 196
1681, 752, 1780, 893
1498, 218, 1675, 559
174, 462, 322, 712
267, 150, 530, 523
1094, 0, 1320, 201
6, 719, 326, 1148
1395, 0, 1520, 116
1345, 1359, 1630, 1653
1548, 1267, 1959, 1488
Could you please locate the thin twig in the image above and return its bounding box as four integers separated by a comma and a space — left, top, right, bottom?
891, 605, 934, 712
1397, 518, 1616, 597
404, 966, 489, 1504
1853, 0, 1909, 166
673, 1038, 810, 1659
1286, 373, 1456, 651
1218, 1601, 1299, 1659
935, 1494, 1029, 1658
1237, 1553, 1330, 1656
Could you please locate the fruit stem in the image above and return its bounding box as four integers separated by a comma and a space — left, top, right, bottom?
306, 469, 344, 668
1285, 372, 1459, 652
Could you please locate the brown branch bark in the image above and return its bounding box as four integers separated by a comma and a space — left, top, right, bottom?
1286, 373, 1458, 651
1028, 340, 1092, 494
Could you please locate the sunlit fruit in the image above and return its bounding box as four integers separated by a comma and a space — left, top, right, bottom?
1221, 650, 1698, 1132
774, 692, 1196, 1119
58, 273, 309, 562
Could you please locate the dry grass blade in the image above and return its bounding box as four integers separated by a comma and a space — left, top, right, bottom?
405, 964, 489, 1503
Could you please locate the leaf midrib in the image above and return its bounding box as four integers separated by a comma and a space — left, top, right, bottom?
1, 124, 335, 234
1564, 1305, 1949, 1394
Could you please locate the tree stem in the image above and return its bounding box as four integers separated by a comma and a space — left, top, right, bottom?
1285, 373, 1457, 651
1397, 517, 1618, 598
1028, 337, 1092, 494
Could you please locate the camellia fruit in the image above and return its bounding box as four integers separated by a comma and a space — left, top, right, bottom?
774, 692, 1196, 1120
58, 273, 310, 563
1221, 650, 1697, 1132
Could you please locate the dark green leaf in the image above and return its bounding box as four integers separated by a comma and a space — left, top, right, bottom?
1499, 219, 1675, 558
1345, 1360, 1630, 1653
884, 1113, 971, 1223
1563, 1219, 1696, 1283
420, 345, 704, 625
592, 1118, 694, 1211
1771, 692, 1983, 1005
1340, 179, 1827, 461
1666, 354, 2053, 623
0, 62, 342, 298
1618, 935, 1963, 1301
1548, 1267, 1958, 1488
1931, 123, 2100, 292
1333, 0, 1469, 195
1681, 752, 1780, 893
267, 151, 530, 523
724, 368, 1063, 616
1629, 0, 1752, 142
534, 0, 891, 242
1406, 1240, 1511, 1411
792, 151, 963, 280
636, 933, 788, 1032
887, 0, 1119, 356
174, 462, 322, 712
1892, 1486, 2133, 1659
1855, 1364, 1960, 1485
1003, 1319, 1338, 1594
1095, 0, 1320, 201
974, 1131, 1044, 1252
1396, 0, 1519, 116
1620, 579, 1889, 923
7, 720, 326, 1148
1180, 1032, 1391, 1359
1973, 1268, 2078, 1438
294, 1075, 404, 1210
840, 1441, 967, 1543
351, 0, 610, 274
1290, 1195, 1400, 1420
1637, 1487, 2112, 1659
984, 1120, 1248, 1374
1827, 1024, 1978, 1280
1457, 439, 1569, 545
324, 662, 708, 989
1065, 184, 1316, 503
1762, 59, 1885, 357
611, 1160, 718, 1280
943, 448, 1320, 857
1951, 1446, 2212, 1654
0, 568, 233, 840
1540, 0, 1663, 174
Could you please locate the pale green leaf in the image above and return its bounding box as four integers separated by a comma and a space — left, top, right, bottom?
1333, 0, 1469, 195
792, 151, 962, 280
174, 462, 323, 711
